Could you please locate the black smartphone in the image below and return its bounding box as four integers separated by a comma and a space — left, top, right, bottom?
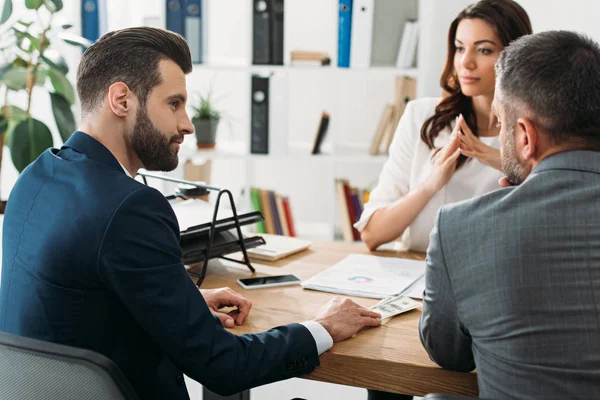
237, 274, 301, 290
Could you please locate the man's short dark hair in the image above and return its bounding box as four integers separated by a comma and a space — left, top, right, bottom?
495, 30, 600, 149
76, 27, 192, 115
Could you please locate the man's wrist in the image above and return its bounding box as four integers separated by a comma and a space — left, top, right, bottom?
301, 321, 333, 355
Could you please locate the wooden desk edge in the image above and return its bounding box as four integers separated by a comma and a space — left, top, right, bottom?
305, 353, 479, 396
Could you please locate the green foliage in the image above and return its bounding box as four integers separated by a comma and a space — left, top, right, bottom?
9, 117, 53, 172
1, 0, 13, 24
0, 0, 90, 172
191, 90, 221, 121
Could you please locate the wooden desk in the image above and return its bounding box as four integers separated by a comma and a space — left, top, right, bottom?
197, 240, 478, 397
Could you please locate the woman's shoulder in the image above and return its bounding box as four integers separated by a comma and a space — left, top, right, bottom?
405, 97, 442, 121
407, 97, 442, 115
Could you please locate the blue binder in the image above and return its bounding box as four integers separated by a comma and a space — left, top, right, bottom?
81, 0, 100, 42
337, 0, 353, 68
184, 0, 203, 63
166, 0, 185, 35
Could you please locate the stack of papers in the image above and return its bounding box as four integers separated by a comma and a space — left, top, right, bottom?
169, 199, 233, 231
301, 254, 425, 299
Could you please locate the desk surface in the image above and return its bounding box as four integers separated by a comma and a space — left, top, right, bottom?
197, 239, 478, 397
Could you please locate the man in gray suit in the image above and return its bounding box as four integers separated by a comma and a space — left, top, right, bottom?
419, 30, 600, 399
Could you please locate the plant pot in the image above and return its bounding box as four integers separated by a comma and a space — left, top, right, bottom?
192, 117, 220, 150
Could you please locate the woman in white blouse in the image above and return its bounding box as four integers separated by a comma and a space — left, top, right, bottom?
356, 0, 532, 253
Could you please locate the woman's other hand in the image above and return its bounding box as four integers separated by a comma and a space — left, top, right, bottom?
457, 114, 502, 171
422, 128, 462, 195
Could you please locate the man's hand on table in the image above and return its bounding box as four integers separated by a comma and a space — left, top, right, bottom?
201, 287, 252, 328
313, 297, 382, 342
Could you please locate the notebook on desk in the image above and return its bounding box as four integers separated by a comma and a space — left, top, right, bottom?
246, 235, 312, 261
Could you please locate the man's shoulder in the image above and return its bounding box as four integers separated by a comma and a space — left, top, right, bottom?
438, 186, 514, 226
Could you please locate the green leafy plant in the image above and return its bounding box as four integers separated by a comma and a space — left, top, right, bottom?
191, 90, 221, 121
0, 0, 91, 172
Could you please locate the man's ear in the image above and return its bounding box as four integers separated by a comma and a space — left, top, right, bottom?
516, 116, 538, 161
107, 82, 133, 118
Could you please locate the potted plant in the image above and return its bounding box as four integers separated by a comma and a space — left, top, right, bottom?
190, 89, 221, 150
0, 0, 90, 176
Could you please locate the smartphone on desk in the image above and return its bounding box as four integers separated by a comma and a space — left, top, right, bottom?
237, 274, 301, 290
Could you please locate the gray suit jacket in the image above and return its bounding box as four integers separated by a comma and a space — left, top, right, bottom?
419, 150, 600, 400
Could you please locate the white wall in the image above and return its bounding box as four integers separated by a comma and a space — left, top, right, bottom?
519, 0, 600, 40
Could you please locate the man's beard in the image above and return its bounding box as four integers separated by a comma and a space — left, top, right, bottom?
501, 125, 528, 185
131, 106, 182, 172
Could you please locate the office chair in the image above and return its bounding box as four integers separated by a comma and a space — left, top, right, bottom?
0, 331, 139, 400
424, 394, 479, 400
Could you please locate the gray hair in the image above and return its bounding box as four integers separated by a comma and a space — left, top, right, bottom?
495, 30, 600, 149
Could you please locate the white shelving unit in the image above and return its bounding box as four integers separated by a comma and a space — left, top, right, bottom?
176, 0, 475, 242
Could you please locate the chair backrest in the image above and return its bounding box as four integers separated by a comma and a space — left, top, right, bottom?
0, 331, 139, 400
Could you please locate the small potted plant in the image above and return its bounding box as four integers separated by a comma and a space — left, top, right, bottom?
190, 90, 221, 150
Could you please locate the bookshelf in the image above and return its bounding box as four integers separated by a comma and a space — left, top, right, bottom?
173, 0, 476, 242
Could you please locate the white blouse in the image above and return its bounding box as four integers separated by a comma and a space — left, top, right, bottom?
354, 97, 502, 252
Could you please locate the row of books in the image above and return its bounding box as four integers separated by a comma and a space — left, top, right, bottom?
336, 179, 370, 242
250, 188, 296, 237
338, 0, 419, 68
82, 1, 417, 69
369, 75, 417, 155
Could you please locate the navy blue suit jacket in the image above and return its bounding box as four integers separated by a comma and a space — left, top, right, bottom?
0, 132, 319, 399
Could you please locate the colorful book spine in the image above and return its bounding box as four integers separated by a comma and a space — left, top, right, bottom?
268, 190, 283, 235
282, 197, 296, 237
250, 188, 266, 233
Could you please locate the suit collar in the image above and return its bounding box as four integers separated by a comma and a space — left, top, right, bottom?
532, 150, 600, 176
62, 131, 124, 175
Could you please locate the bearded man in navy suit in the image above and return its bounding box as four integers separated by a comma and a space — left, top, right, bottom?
0, 27, 381, 400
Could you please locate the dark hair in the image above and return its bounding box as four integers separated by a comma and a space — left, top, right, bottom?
420, 0, 532, 168
76, 27, 192, 115
496, 30, 600, 150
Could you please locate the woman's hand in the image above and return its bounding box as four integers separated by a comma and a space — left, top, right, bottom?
422, 128, 462, 195
457, 114, 502, 172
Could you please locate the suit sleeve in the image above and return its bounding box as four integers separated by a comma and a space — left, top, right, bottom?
96, 187, 319, 396
419, 208, 475, 372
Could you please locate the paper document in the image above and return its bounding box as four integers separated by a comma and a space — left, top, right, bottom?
400, 274, 425, 299
169, 199, 233, 231
301, 254, 426, 299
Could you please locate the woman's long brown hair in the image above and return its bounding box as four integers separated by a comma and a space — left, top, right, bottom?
420, 0, 532, 168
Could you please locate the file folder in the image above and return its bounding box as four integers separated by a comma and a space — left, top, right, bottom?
271, 0, 285, 65
166, 0, 184, 35
250, 75, 270, 154
337, 0, 353, 68
184, 0, 203, 63
81, 0, 101, 42
252, 0, 271, 65
350, 0, 374, 68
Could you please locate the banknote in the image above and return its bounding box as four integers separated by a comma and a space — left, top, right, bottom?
371, 295, 420, 322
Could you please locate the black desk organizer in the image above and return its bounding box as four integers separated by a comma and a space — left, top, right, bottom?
137, 171, 265, 286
